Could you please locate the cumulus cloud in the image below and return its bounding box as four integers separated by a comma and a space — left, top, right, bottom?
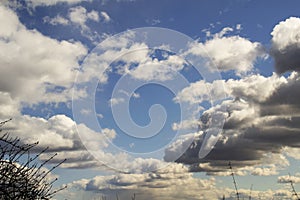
69, 6, 99, 29
67, 6, 108, 42
41, 150, 96, 167
0, 5, 87, 105
174, 79, 226, 105
5, 115, 115, 151
185, 28, 267, 76
0, 6, 109, 172
75, 37, 148, 84
278, 174, 300, 184
0, 92, 20, 119
251, 165, 280, 176
1, 114, 121, 171
271, 17, 300, 74
164, 132, 201, 162
69, 163, 220, 200
127, 56, 186, 81
67, 164, 292, 200
117, 49, 187, 81
3, 7, 300, 200
169, 71, 300, 174
175, 73, 285, 107
99, 33, 188, 81
77, 32, 187, 83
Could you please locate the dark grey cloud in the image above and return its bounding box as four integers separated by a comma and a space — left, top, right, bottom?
168, 16, 300, 172
270, 17, 300, 74
264, 75, 300, 106
170, 73, 300, 174
271, 46, 300, 74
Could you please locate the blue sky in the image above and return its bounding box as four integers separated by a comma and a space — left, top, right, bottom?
2, 0, 300, 199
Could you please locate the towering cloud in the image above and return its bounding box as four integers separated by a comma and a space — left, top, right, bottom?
271, 17, 300, 74
164, 17, 300, 175
170, 73, 300, 174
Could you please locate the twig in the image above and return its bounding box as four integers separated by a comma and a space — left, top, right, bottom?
229, 162, 239, 200
289, 173, 300, 200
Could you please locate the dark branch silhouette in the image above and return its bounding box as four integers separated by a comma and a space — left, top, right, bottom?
229, 161, 239, 200
0, 120, 66, 199
288, 173, 300, 200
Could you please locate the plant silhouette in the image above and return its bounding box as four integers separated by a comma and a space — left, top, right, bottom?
0, 120, 66, 199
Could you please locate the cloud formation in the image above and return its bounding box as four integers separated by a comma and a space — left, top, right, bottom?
278, 174, 300, 184
67, 163, 292, 200
271, 17, 300, 74
0, 5, 87, 105
69, 6, 99, 29
186, 27, 267, 76
170, 71, 300, 175
3, 5, 300, 200
170, 18, 300, 172
70, 163, 220, 200
42, 6, 111, 43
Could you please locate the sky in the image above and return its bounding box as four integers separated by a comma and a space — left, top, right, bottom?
1, 0, 300, 199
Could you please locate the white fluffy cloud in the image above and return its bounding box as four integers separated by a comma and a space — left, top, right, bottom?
0, 6, 103, 172
174, 79, 226, 105
126, 54, 187, 81
175, 73, 286, 106
2, 114, 120, 171
77, 32, 187, 83
0, 1, 117, 164
69, 6, 99, 29
164, 132, 202, 162
271, 17, 300, 73
225, 73, 286, 102
271, 17, 300, 51
7, 115, 115, 151
67, 6, 107, 42
0, 5, 87, 105
186, 29, 267, 76
251, 165, 278, 176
